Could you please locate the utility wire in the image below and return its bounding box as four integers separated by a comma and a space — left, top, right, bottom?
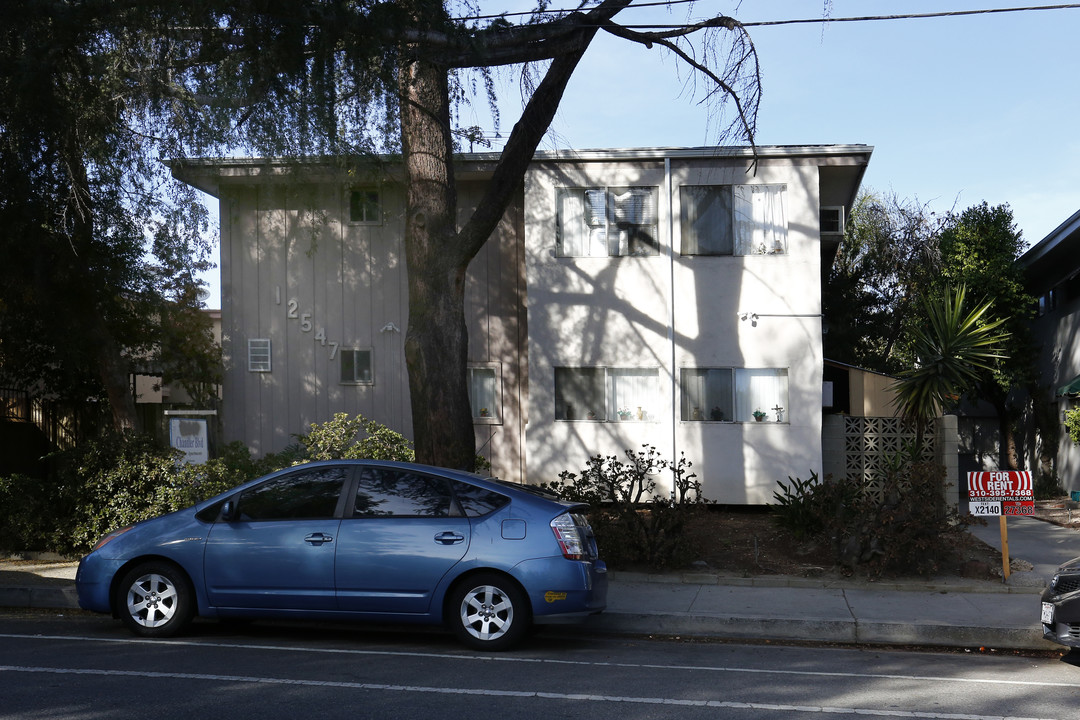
743, 3, 1080, 27
457, 2, 1080, 28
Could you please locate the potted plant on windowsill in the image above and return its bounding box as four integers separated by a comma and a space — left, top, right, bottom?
617, 408, 633, 421
752, 410, 767, 422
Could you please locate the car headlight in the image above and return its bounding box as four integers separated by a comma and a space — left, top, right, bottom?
91, 525, 133, 552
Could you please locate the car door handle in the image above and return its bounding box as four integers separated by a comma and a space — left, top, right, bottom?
304, 533, 334, 546
434, 532, 465, 545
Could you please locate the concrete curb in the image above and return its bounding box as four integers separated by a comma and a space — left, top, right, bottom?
587, 611, 1057, 651
609, 570, 1047, 595
0, 585, 80, 611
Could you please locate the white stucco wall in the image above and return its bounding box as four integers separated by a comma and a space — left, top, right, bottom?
524, 153, 826, 503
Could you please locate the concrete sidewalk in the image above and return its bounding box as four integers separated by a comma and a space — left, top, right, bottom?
2, 516, 1076, 652
593, 571, 1049, 650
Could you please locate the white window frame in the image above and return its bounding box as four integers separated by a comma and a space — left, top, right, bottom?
680, 367, 789, 423
680, 184, 788, 256
556, 186, 660, 257
248, 338, 271, 373
348, 187, 382, 225
554, 366, 660, 422
468, 364, 502, 424
340, 348, 374, 385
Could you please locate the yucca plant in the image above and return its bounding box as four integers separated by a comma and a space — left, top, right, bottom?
892, 285, 1009, 440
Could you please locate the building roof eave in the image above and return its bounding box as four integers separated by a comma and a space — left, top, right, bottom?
1019, 208, 1080, 269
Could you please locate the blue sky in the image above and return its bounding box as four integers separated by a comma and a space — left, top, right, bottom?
198, 1, 1080, 306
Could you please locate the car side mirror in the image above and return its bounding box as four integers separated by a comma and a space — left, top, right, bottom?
220, 499, 237, 522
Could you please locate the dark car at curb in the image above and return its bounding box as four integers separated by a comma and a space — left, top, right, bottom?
1041, 556, 1080, 649
77, 460, 607, 651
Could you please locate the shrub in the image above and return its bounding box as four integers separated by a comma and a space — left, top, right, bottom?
0, 472, 68, 552
771, 460, 973, 577
772, 471, 826, 539
0, 413, 451, 556
541, 446, 709, 570
42, 434, 189, 555
298, 412, 415, 462
1065, 407, 1080, 446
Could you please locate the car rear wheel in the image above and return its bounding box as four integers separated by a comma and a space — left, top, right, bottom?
116, 562, 194, 638
450, 573, 530, 651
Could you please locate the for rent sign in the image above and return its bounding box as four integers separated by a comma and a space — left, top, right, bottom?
967, 471, 1034, 517
968, 471, 1035, 582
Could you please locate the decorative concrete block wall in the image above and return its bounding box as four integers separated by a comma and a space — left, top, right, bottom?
822, 414, 960, 511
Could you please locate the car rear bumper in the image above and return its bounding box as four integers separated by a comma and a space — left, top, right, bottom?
516, 557, 607, 621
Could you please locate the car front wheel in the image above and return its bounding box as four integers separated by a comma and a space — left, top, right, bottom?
116, 562, 194, 638
450, 573, 530, 651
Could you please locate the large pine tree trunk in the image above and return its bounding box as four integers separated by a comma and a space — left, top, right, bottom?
399, 56, 477, 471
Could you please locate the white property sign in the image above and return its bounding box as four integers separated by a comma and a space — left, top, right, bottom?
169, 417, 209, 465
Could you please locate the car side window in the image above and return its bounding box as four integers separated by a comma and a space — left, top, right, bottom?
354, 468, 456, 518
236, 466, 347, 521
452, 481, 510, 517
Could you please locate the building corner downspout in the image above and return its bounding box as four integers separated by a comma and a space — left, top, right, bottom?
666, 157, 678, 478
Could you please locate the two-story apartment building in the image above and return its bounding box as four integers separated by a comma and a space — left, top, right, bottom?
173, 144, 871, 503
1019, 209, 1080, 495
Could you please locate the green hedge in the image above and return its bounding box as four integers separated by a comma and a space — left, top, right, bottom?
0, 413, 414, 556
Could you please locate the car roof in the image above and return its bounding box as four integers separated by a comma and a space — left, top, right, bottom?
198, 459, 577, 512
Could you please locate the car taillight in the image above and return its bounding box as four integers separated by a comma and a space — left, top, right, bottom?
550, 513, 586, 560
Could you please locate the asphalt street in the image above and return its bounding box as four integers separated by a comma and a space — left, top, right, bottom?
1, 611, 1077, 720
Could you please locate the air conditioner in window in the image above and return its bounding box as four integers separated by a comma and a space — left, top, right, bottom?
820, 206, 845, 237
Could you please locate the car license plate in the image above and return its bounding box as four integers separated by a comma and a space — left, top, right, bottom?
1042, 602, 1054, 625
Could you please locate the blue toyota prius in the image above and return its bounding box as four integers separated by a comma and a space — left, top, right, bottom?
77, 460, 607, 650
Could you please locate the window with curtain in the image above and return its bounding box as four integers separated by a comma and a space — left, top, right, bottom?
555, 367, 659, 421
734, 368, 789, 422
607, 368, 659, 421
556, 186, 659, 257
680, 368, 734, 421
555, 367, 605, 420
680, 184, 787, 256
681, 367, 788, 422
680, 186, 734, 255
468, 366, 500, 421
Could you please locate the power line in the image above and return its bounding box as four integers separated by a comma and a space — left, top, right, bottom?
456, 2, 1080, 28
740, 3, 1080, 28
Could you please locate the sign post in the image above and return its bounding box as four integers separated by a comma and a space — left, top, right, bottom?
966, 471, 1034, 582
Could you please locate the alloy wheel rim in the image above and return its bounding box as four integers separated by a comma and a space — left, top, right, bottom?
460, 584, 513, 641
126, 573, 178, 627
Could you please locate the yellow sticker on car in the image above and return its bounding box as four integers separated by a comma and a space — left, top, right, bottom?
544, 591, 567, 603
